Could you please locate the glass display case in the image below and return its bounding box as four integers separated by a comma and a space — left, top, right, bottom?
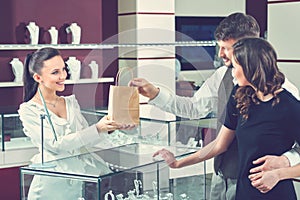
0, 107, 35, 151
20, 143, 208, 200
82, 107, 217, 148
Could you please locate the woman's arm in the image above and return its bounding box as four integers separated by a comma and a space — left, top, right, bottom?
153, 125, 235, 168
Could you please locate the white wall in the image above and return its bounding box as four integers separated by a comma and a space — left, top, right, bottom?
175, 0, 245, 16
268, 1, 300, 90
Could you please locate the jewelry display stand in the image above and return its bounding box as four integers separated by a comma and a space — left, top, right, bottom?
104, 190, 115, 200
65, 23, 81, 44
48, 26, 58, 44
89, 60, 99, 79
66, 56, 81, 80
9, 58, 24, 82
26, 22, 39, 45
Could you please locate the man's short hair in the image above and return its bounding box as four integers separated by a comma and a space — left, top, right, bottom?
214, 12, 260, 41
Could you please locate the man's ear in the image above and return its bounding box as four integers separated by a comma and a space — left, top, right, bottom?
33, 73, 42, 83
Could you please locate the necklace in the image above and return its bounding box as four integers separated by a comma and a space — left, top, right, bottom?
34, 95, 60, 108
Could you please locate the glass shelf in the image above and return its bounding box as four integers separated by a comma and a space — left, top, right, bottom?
0, 41, 216, 50
0, 77, 114, 88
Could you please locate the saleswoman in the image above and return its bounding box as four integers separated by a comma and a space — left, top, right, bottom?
19, 47, 133, 200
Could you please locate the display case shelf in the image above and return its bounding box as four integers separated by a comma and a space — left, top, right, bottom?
0, 41, 216, 50
0, 77, 114, 88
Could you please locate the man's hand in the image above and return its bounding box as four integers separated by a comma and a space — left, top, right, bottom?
249, 155, 289, 193
249, 155, 290, 174
129, 78, 159, 100
249, 170, 281, 193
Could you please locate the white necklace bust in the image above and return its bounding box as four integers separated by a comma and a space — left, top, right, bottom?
66, 23, 81, 44
104, 190, 115, 200
88, 60, 99, 79
10, 58, 24, 82
48, 26, 58, 44
26, 22, 39, 45
66, 57, 81, 80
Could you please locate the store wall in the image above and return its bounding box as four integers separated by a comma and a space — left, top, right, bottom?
0, 0, 119, 110
268, 0, 300, 90
175, 0, 245, 16
0, 0, 118, 198
0, 167, 21, 199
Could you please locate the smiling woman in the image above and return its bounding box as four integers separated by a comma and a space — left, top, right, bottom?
18, 47, 135, 200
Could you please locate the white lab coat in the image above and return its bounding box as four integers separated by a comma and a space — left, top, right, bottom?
18, 95, 111, 200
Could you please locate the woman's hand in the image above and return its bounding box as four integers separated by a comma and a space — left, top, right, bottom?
153, 148, 178, 168
249, 169, 280, 193
96, 115, 136, 133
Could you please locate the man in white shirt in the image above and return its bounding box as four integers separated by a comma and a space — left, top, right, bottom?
130, 12, 300, 200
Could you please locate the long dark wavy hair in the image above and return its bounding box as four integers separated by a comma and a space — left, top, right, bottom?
232, 38, 285, 120
23, 47, 61, 102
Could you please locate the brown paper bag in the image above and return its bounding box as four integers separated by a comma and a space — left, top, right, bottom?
108, 69, 140, 125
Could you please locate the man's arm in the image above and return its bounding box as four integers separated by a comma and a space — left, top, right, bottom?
249, 145, 300, 175
130, 66, 227, 119
249, 163, 300, 193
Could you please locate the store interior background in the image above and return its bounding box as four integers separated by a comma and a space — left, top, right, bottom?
0, 0, 300, 199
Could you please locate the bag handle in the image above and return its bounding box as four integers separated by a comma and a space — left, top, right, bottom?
115, 67, 134, 86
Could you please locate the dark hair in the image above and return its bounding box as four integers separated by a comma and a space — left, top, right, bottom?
23, 47, 61, 102
232, 37, 285, 120
214, 12, 260, 41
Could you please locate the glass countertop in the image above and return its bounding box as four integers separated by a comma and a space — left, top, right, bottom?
20, 143, 198, 179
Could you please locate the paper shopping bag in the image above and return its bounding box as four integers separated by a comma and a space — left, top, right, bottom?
108, 68, 140, 125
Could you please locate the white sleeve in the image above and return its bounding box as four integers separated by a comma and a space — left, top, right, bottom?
283, 142, 300, 167
283, 148, 300, 166
149, 66, 227, 119
282, 79, 300, 166
18, 103, 104, 155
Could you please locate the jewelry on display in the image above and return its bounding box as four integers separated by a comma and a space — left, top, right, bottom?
88, 60, 99, 79
116, 194, 124, 200
165, 193, 174, 200
65, 22, 81, 44
48, 26, 58, 44
134, 179, 142, 196
104, 190, 115, 200
9, 58, 24, 82
179, 193, 189, 200
26, 21, 39, 44
152, 181, 157, 195
127, 190, 137, 200
66, 56, 81, 80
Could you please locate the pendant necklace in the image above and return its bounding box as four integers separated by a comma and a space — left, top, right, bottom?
35, 96, 59, 108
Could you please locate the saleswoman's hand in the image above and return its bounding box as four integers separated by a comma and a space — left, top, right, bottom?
96, 115, 136, 133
